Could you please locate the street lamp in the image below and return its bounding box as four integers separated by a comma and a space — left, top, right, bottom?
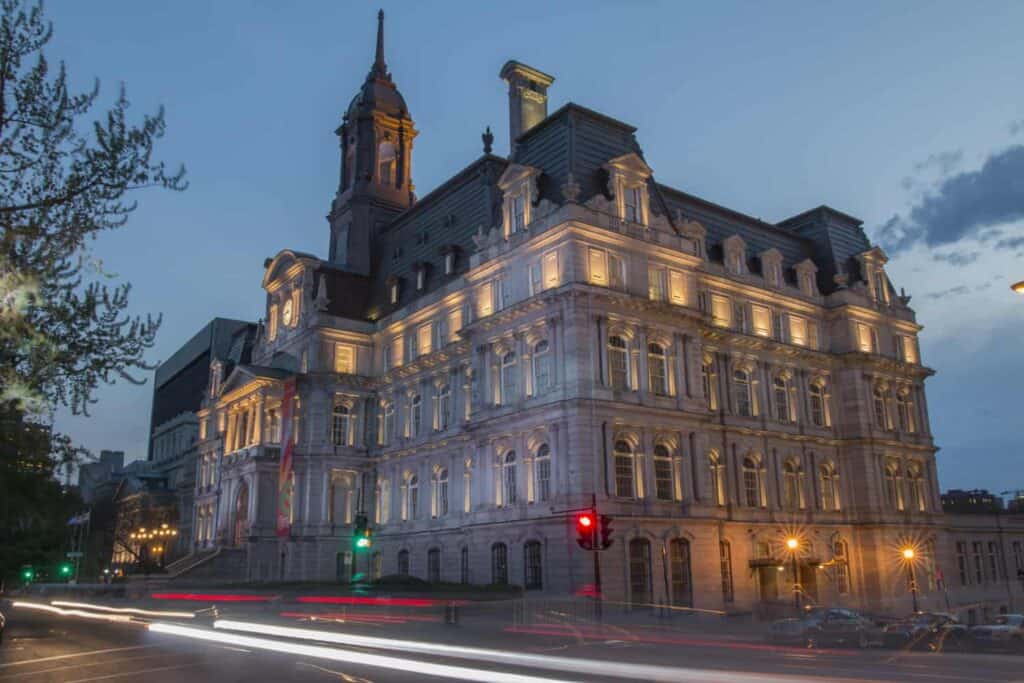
786, 537, 801, 612
902, 547, 919, 613
1012, 281, 1024, 295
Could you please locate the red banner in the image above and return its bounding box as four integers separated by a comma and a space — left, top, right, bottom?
276, 378, 297, 537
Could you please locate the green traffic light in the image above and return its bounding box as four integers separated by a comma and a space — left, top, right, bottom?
22, 569, 33, 580
356, 536, 371, 549
60, 564, 72, 576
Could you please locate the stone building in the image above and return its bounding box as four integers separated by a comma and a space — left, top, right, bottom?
181, 12, 1024, 618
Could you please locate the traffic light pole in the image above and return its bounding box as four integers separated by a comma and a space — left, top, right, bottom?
591, 494, 603, 620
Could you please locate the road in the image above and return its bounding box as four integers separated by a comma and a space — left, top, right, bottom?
2, 600, 1023, 682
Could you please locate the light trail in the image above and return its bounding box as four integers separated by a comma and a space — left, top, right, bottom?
11, 601, 133, 624
150, 592, 276, 602
51, 600, 196, 619
213, 618, 857, 682
148, 622, 575, 683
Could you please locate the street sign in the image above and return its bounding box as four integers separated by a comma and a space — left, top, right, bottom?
66, 551, 84, 558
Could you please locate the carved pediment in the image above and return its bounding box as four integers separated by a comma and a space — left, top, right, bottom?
262, 249, 320, 290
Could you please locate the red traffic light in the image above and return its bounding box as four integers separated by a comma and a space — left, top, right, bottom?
575, 511, 595, 550
577, 514, 593, 529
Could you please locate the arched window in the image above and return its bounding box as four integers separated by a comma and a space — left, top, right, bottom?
702, 357, 718, 410
782, 460, 804, 509
896, 390, 915, 433
533, 340, 552, 394
491, 543, 508, 584
397, 549, 409, 576
819, 463, 840, 511
834, 540, 850, 594
535, 444, 552, 503
377, 141, 396, 185
613, 440, 635, 498
608, 335, 630, 390
438, 385, 452, 430
502, 451, 518, 505
653, 444, 673, 501
524, 541, 543, 590
733, 369, 753, 417
628, 538, 652, 606
331, 403, 350, 446
809, 382, 827, 427
907, 463, 927, 512
427, 548, 441, 583
647, 343, 668, 395
669, 538, 693, 607
380, 402, 395, 445
773, 375, 790, 422
708, 451, 725, 506
873, 385, 889, 430
435, 468, 449, 517
407, 475, 419, 520
885, 462, 903, 511
742, 456, 763, 507
410, 394, 422, 437
501, 351, 518, 404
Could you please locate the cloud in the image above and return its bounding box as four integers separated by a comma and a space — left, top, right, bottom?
879, 145, 1024, 253
977, 228, 1005, 244
994, 235, 1024, 250
931, 250, 979, 267
913, 149, 964, 175
1011, 119, 1024, 136
924, 285, 969, 300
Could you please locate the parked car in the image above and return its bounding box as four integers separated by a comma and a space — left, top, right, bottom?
971, 614, 1024, 652
882, 612, 959, 650
768, 607, 882, 648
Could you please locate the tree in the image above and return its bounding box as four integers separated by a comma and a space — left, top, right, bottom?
0, 0, 185, 580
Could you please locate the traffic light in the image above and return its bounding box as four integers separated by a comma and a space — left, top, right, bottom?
59, 562, 73, 579
353, 514, 372, 550
599, 515, 614, 550
575, 510, 595, 550
21, 566, 33, 582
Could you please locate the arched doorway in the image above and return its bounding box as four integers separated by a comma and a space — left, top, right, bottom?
233, 481, 249, 546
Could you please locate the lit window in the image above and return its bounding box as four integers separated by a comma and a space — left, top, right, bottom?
884, 462, 903, 511
819, 463, 840, 511
742, 456, 763, 507
896, 389, 915, 433
331, 403, 350, 446
834, 541, 850, 594
417, 323, 432, 357
668, 270, 686, 305
648, 265, 666, 301
416, 268, 426, 291
773, 375, 791, 422
873, 385, 889, 430
535, 444, 551, 502
588, 248, 608, 286
502, 451, 518, 505
389, 282, 399, 305
789, 316, 808, 346
711, 295, 732, 328
334, 343, 355, 374
858, 323, 877, 353
608, 335, 630, 390
720, 541, 734, 603
624, 185, 643, 223
809, 381, 828, 427
614, 440, 635, 498
477, 282, 495, 318
542, 251, 559, 289
406, 475, 419, 520
702, 357, 718, 410
267, 304, 279, 341
378, 141, 396, 185
907, 463, 927, 512
733, 369, 753, 417
435, 468, 449, 517
647, 343, 669, 395
653, 444, 673, 501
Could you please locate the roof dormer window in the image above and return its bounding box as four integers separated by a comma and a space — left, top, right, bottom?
624, 186, 643, 223
723, 235, 747, 276
386, 275, 400, 305
512, 194, 525, 234
760, 248, 783, 289
497, 163, 541, 239
414, 263, 428, 291
603, 153, 653, 227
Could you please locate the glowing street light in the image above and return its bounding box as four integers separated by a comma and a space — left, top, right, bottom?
901, 546, 920, 612
1012, 280, 1024, 295
902, 548, 915, 560
785, 537, 801, 612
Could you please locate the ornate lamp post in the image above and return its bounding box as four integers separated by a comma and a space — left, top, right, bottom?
902, 547, 919, 613
786, 537, 801, 612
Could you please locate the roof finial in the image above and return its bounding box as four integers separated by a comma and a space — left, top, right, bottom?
372, 9, 387, 77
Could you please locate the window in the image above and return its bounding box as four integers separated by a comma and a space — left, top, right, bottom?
460, 547, 470, 584
378, 141, 396, 185
742, 456, 763, 507
533, 340, 552, 394
709, 451, 725, 505
267, 304, 278, 341
711, 294, 732, 328
331, 403, 350, 446
389, 281, 399, 305
653, 444, 673, 501
789, 316, 808, 346
477, 281, 495, 318
375, 479, 389, 524
1014, 541, 1024, 574
702, 357, 718, 410
532, 251, 559, 291
648, 265, 666, 301
382, 344, 392, 372
416, 267, 426, 291
512, 194, 525, 233
773, 375, 791, 422
529, 262, 543, 296
435, 468, 449, 517
501, 351, 518, 404
608, 335, 630, 390
907, 463, 927, 512
608, 253, 625, 290
406, 475, 419, 520
614, 440, 635, 498
772, 310, 784, 341
444, 251, 456, 275
410, 394, 422, 437
988, 542, 1003, 582
972, 542, 984, 584
733, 302, 747, 332
669, 539, 693, 607
628, 538, 652, 606
590, 249, 625, 289
873, 270, 889, 304
397, 549, 409, 576
417, 323, 432, 356
733, 369, 753, 417
535, 444, 552, 503
809, 382, 827, 427
463, 462, 472, 513
427, 548, 441, 583
873, 385, 889, 430
334, 344, 355, 374
668, 270, 686, 305
751, 305, 771, 337
647, 343, 669, 395
491, 543, 508, 584
720, 540, 734, 603
957, 542, 969, 585
885, 463, 903, 511
783, 460, 804, 509
897, 335, 918, 364
858, 323, 878, 353
524, 541, 543, 590
625, 185, 643, 223
438, 385, 452, 430
896, 390, 915, 433
834, 541, 850, 594
502, 451, 518, 505
819, 464, 840, 511
379, 402, 395, 445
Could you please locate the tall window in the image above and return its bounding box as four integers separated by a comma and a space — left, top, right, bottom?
896, 390, 915, 433
625, 185, 642, 222
628, 538, 652, 606
608, 336, 630, 390
873, 270, 888, 304
410, 394, 422, 437
334, 344, 355, 374
502, 451, 518, 505
702, 358, 718, 410
501, 351, 518, 404
512, 194, 525, 233
956, 541, 969, 585
435, 468, 449, 517
773, 375, 790, 422
648, 266, 666, 301
709, 451, 725, 505
873, 385, 889, 430
524, 541, 543, 590
782, 460, 804, 509
535, 444, 552, 503
460, 547, 470, 584
907, 463, 927, 512
834, 541, 850, 594
742, 456, 762, 507
491, 543, 508, 584
809, 382, 827, 427
438, 385, 452, 430
614, 440, 635, 498
669, 538, 693, 607
375, 479, 390, 524
381, 402, 395, 445
427, 548, 441, 583
885, 463, 903, 511
972, 542, 984, 584
653, 444, 673, 501
533, 340, 552, 394
407, 475, 419, 520
720, 540, 734, 603
331, 403, 350, 446
819, 463, 840, 511
647, 343, 668, 395
397, 549, 409, 576
733, 369, 753, 417
987, 542, 1002, 582
378, 141, 396, 185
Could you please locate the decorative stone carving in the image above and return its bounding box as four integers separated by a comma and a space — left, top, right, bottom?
560, 172, 581, 203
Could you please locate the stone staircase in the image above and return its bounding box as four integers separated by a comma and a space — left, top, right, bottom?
165, 547, 248, 582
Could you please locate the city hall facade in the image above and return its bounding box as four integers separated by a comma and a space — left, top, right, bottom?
183, 13, 1024, 617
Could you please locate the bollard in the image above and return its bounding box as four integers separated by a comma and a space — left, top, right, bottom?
444, 601, 459, 625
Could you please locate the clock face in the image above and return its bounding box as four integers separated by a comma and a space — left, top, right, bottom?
281, 299, 294, 326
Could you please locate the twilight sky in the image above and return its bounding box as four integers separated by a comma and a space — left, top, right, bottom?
46, 1, 1023, 493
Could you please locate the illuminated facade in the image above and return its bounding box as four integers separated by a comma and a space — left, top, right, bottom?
186, 12, 1024, 619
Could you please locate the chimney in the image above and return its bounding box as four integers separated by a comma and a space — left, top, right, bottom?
499, 61, 555, 154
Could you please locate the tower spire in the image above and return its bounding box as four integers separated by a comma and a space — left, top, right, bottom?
371, 9, 387, 78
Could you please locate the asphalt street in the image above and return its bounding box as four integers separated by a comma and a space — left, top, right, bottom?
2, 601, 1024, 682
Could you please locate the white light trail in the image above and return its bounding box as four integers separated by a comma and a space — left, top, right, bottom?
11, 602, 133, 624
51, 600, 195, 619
149, 622, 576, 683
